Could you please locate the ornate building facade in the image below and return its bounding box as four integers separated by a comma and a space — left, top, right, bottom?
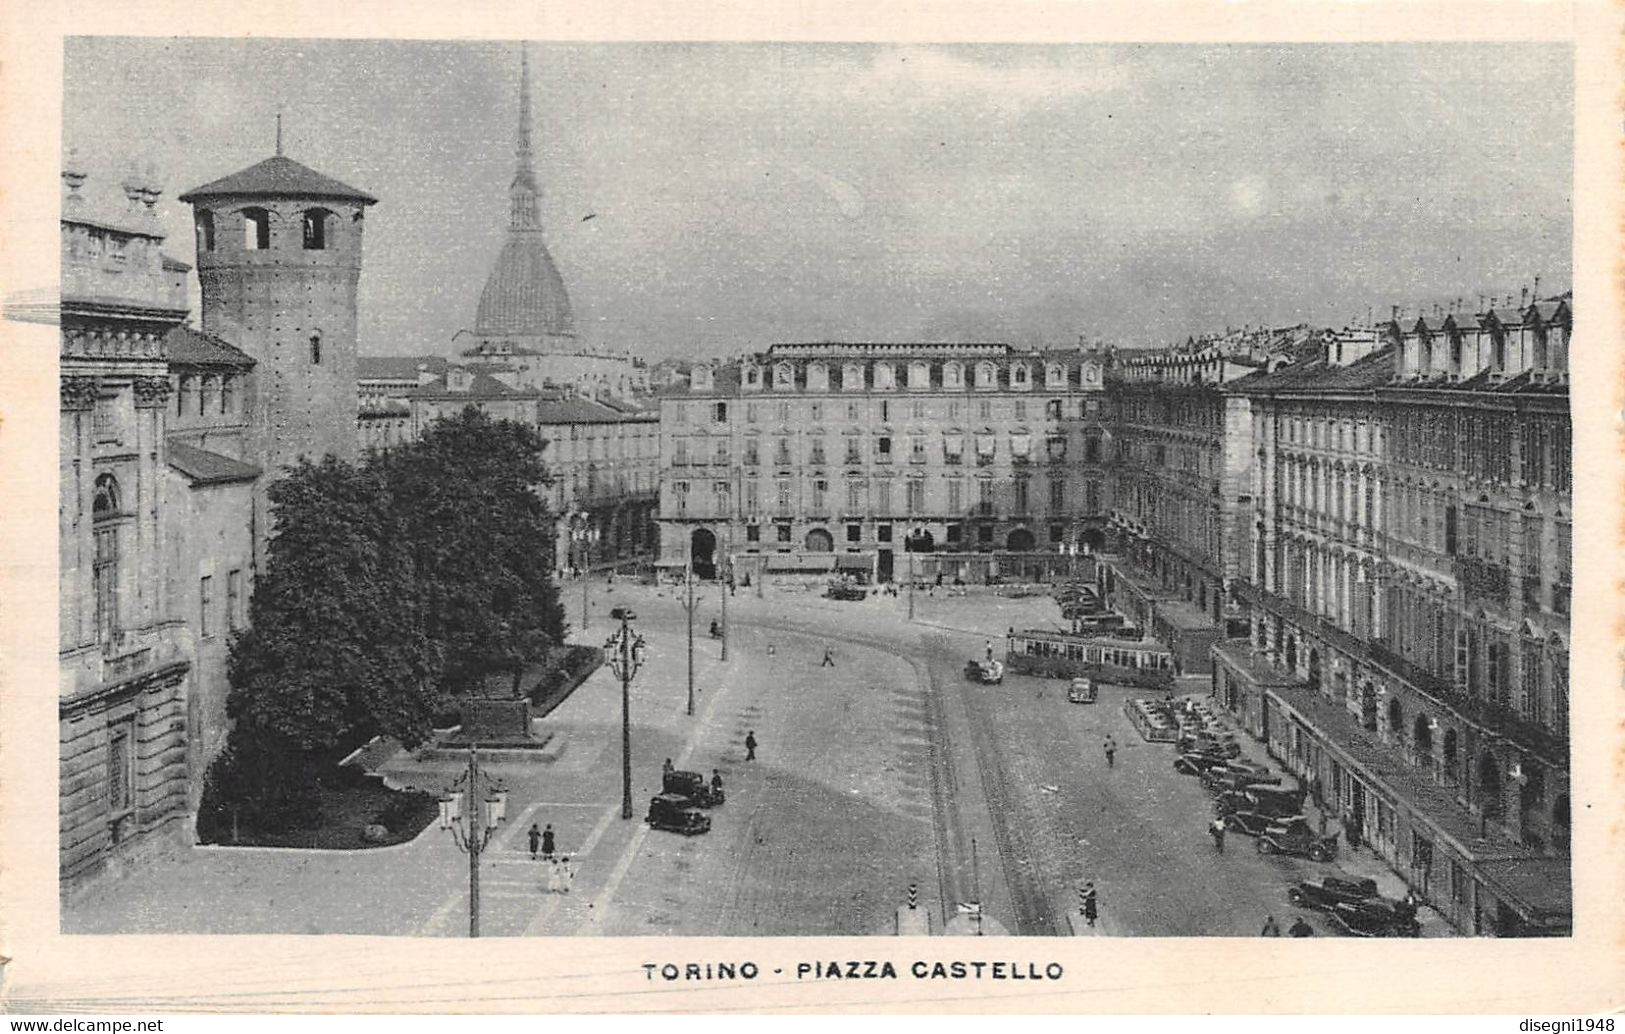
1211, 297, 1572, 935
58, 160, 196, 890
656, 342, 1113, 584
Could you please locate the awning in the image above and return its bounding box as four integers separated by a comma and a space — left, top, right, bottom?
764, 554, 836, 573
835, 554, 872, 571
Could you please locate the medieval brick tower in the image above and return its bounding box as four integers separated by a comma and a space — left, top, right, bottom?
180, 141, 377, 486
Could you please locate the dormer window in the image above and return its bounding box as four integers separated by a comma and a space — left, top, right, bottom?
942, 362, 963, 389
242, 207, 270, 250
975, 362, 997, 389
1045, 363, 1064, 388
1012, 363, 1029, 387
807, 362, 829, 391
774, 363, 795, 389
909, 362, 930, 389
874, 363, 895, 390
302, 208, 331, 250
842, 363, 864, 391
743, 364, 761, 389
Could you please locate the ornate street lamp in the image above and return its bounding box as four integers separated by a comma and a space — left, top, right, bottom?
604, 607, 647, 819
678, 564, 698, 715
436, 747, 510, 938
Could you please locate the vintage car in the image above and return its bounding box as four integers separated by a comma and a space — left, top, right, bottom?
1327, 898, 1422, 938
1067, 677, 1097, 704
1255, 817, 1339, 862
1214, 785, 1309, 818
1173, 749, 1232, 776
645, 793, 712, 835
1201, 764, 1285, 795
663, 769, 724, 808
1221, 809, 1295, 838
825, 582, 868, 601
965, 659, 1005, 684
1176, 730, 1241, 758
1288, 875, 1381, 912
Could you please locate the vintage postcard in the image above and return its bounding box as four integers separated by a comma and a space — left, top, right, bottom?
1, 0, 1621, 1016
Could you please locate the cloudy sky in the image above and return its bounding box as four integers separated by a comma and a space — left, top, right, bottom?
64, 39, 1571, 356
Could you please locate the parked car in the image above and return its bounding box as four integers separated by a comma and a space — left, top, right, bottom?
1327, 898, 1422, 938
825, 582, 868, 601
1255, 817, 1339, 861
965, 659, 1005, 684
1288, 876, 1380, 913
662, 769, 724, 808
1067, 677, 1097, 704
1177, 730, 1241, 758
1201, 764, 1285, 794
1214, 785, 1308, 818
1222, 810, 1294, 838
1173, 749, 1232, 776
645, 793, 711, 835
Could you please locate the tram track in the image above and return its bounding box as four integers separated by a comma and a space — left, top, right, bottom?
730, 608, 1059, 935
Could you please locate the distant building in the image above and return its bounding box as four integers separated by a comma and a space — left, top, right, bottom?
455, 47, 644, 401
657, 342, 1112, 584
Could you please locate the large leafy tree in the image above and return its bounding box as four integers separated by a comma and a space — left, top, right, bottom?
379, 406, 565, 696
227, 456, 444, 754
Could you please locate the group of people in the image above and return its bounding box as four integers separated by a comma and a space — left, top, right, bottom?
526, 823, 576, 894
1260, 914, 1314, 937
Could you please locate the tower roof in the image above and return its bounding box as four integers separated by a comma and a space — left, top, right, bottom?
179, 155, 377, 204
473, 43, 575, 341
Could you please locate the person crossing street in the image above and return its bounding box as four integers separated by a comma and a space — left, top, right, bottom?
541, 823, 555, 861
745, 730, 758, 761
1209, 816, 1227, 854
527, 823, 542, 860
821, 645, 835, 667
1103, 735, 1118, 768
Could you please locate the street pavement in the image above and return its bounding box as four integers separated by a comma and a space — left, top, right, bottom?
64, 577, 1452, 938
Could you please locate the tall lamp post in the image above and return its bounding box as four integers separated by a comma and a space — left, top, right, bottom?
678, 564, 698, 716
604, 607, 646, 819
436, 747, 509, 938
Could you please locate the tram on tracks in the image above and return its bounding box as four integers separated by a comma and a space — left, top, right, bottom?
1004, 627, 1176, 690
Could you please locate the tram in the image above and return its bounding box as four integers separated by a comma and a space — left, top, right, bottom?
1004, 628, 1176, 689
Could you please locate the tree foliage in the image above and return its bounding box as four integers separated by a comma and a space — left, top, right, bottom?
378, 407, 564, 694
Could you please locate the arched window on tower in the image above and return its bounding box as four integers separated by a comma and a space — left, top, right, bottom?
302, 208, 331, 250
195, 210, 215, 252
242, 208, 271, 250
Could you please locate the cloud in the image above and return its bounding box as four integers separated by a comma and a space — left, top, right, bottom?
854, 46, 1130, 105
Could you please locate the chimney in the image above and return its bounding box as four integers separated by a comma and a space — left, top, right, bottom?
62, 148, 87, 208
1521, 286, 1529, 306
1532, 275, 1541, 300
139, 160, 163, 228
120, 161, 145, 212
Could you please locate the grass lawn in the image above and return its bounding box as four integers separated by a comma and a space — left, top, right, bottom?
203, 776, 437, 850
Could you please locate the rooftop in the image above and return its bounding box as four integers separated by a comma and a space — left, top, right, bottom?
167, 441, 261, 485
179, 155, 377, 205
164, 326, 254, 368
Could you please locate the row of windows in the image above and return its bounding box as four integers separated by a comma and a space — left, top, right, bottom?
195, 207, 338, 253
735, 520, 1082, 549
673, 397, 1105, 425
173, 373, 240, 418
669, 432, 1102, 467
197, 569, 247, 639
733, 359, 1103, 393
670, 476, 1102, 515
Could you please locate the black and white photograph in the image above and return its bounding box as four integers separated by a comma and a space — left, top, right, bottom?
3, 7, 1621, 1016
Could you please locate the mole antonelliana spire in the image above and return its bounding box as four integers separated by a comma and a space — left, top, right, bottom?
474, 40, 576, 343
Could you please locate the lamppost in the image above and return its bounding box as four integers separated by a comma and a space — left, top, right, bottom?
603, 606, 646, 819
718, 528, 732, 663
436, 747, 509, 938
678, 564, 698, 716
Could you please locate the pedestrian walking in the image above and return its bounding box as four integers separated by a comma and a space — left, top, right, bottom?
527, 822, 542, 860
1082, 882, 1098, 927
745, 730, 758, 761
1104, 735, 1117, 768
711, 769, 724, 795
1261, 915, 1281, 937
821, 646, 835, 667
559, 856, 575, 894
663, 757, 674, 776
541, 823, 556, 861
767, 642, 776, 658
1289, 915, 1314, 937
1209, 816, 1227, 854
984, 640, 994, 663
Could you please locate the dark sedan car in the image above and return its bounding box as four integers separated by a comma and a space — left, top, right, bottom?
1289, 875, 1380, 912
1222, 810, 1294, 838
1200, 763, 1283, 794
1173, 750, 1232, 776
1214, 785, 1308, 818
1327, 898, 1422, 938
1255, 818, 1338, 862
645, 793, 711, 835
663, 769, 724, 808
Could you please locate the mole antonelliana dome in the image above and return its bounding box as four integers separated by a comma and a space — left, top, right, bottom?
472, 46, 576, 346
